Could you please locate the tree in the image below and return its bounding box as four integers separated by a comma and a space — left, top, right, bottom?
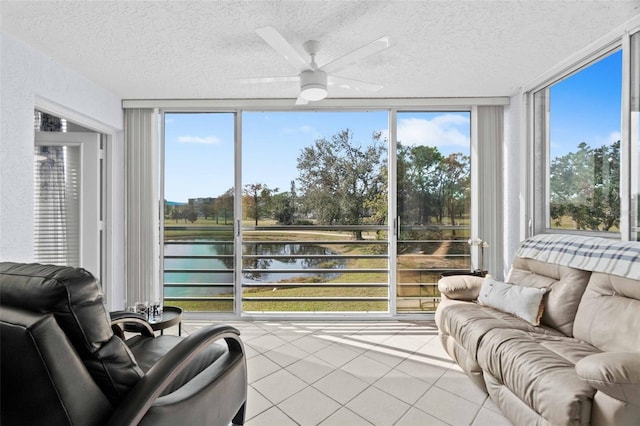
243, 183, 276, 226
550, 140, 620, 231
203, 199, 217, 220
296, 129, 386, 239
272, 180, 297, 225
397, 144, 444, 224
187, 211, 198, 223
164, 200, 173, 219
216, 188, 234, 224
396, 143, 471, 242
439, 153, 470, 227
171, 205, 182, 223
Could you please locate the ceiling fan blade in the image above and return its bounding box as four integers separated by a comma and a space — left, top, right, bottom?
234, 76, 298, 84
256, 26, 308, 70
329, 76, 383, 92
320, 35, 391, 74
295, 95, 310, 105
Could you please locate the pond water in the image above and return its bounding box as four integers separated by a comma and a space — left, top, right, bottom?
164, 241, 346, 297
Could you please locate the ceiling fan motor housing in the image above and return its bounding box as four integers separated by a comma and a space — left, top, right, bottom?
300, 69, 328, 101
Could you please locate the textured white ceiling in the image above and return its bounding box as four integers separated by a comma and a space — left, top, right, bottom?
2, 1, 639, 101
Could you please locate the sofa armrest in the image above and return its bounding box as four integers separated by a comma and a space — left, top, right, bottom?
438, 275, 485, 301
575, 352, 640, 403
105, 324, 246, 426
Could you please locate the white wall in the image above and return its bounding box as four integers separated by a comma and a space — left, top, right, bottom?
0, 32, 125, 308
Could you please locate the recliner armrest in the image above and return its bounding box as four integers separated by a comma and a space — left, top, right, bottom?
438, 275, 485, 301
105, 324, 245, 426
575, 352, 640, 403
110, 311, 155, 338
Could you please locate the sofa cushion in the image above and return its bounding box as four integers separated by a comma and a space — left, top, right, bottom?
507, 257, 590, 336
478, 277, 547, 325
437, 299, 563, 362
573, 272, 640, 352
477, 328, 598, 424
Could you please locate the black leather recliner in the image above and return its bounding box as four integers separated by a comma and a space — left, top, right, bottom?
0, 262, 247, 425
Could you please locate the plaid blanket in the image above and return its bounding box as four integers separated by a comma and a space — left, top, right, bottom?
516, 233, 640, 280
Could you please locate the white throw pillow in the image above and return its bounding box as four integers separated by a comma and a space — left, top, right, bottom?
478, 277, 548, 325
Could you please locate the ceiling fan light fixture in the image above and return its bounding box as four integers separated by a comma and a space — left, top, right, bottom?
300, 69, 328, 101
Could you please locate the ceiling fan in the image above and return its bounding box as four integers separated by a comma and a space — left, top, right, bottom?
242, 26, 391, 105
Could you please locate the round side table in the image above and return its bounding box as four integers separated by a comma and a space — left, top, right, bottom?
147, 306, 184, 336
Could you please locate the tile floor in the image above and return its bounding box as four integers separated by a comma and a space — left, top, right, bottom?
180, 320, 512, 426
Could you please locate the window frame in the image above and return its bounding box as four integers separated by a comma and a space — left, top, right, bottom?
527, 31, 637, 240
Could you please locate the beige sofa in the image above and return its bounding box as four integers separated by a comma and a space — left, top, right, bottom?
435, 234, 640, 425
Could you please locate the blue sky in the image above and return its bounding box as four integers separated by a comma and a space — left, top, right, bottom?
164, 110, 471, 202
164, 49, 622, 203
550, 49, 622, 157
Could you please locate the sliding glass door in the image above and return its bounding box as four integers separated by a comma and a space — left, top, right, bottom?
161, 109, 474, 315
395, 112, 472, 312
241, 111, 389, 313
163, 113, 236, 312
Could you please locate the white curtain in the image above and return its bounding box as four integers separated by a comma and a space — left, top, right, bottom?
124, 108, 161, 307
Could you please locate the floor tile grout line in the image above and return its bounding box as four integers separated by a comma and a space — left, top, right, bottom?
426, 383, 486, 425
181, 320, 508, 426
307, 363, 424, 424
245, 384, 274, 422
267, 330, 429, 424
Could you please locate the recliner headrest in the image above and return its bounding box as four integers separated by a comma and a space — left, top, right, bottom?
0, 262, 143, 403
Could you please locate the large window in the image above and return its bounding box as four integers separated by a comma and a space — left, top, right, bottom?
163, 113, 235, 312
161, 108, 476, 315
396, 111, 472, 312
546, 50, 622, 233
532, 29, 640, 240
241, 111, 389, 313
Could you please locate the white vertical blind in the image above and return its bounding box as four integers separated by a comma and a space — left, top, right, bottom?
124, 108, 160, 307
477, 105, 504, 279
630, 31, 640, 239
33, 145, 81, 266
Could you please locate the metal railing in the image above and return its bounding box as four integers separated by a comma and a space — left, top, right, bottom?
163, 224, 471, 313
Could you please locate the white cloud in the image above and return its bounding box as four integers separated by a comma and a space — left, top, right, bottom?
607, 131, 621, 144
399, 115, 469, 147
282, 125, 322, 140
587, 130, 622, 149
380, 114, 470, 147
177, 135, 221, 145
283, 125, 315, 134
